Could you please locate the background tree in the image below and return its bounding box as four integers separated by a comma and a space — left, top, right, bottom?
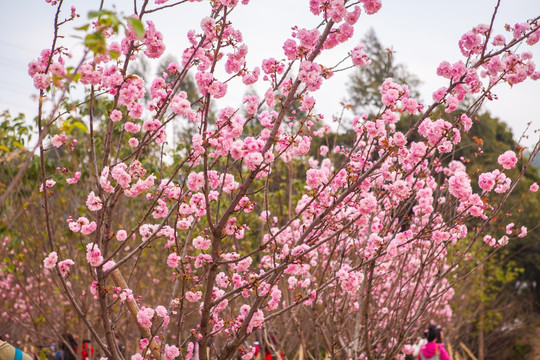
347, 28, 421, 113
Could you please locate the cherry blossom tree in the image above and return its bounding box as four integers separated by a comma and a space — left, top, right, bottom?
2, 0, 540, 359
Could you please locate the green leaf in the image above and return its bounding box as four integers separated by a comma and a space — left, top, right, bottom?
126, 17, 145, 40
12, 141, 23, 148
0, 145, 9, 152
85, 32, 107, 54
72, 121, 89, 133
75, 24, 90, 31
88, 10, 111, 19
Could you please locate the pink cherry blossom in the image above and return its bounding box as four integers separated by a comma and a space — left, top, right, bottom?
66, 171, 81, 184
164, 345, 179, 360
192, 236, 211, 250
167, 253, 179, 268
155, 305, 167, 317
497, 150, 518, 169
58, 259, 75, 277
86, 191, 103, 211
51, 133, 66, 148
43, 251, 58, 269
116, 229, 128, 241
351, 44, 371, 66
185, 290, 202, 302
137, 307, 155, 328
110, 109, 123, 122
38, 179, 56, 193
85, 243, 103, 267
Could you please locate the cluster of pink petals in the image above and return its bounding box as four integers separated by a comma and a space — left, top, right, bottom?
86, 243, 104, 267
68, 216, 97, 235
43, 251, 58, 269
137, 307, 154, 328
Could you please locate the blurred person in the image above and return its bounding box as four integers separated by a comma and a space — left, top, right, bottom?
80, 340, 94, 360
417, 325, 450, 360
54, 334, 76, 360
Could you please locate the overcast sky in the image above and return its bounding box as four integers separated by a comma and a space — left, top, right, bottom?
1, 0, 539, 148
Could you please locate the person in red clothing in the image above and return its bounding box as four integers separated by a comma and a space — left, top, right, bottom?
417, 325, 450, 360
80, 340, 94, 360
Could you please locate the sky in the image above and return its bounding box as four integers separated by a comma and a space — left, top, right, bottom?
1, 0, 540, 149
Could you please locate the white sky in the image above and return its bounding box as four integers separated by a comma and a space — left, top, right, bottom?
1, 0, 539, 148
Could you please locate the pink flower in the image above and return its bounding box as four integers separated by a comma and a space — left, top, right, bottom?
185, 343, 194, 360
110, 109, 123, 122
81, 221, 97, 235
185, 290, 202, 302
448, 171, 472, 200
143, 21, 166, 58
51, 133, 66, 148
33, 73, 51, 90
497, 150, 518, 169
58, 259, 75, 277
170, 96, 191, 116
116, 229, 128, 241
478, 172, 495, 192
351, 44, 371, 66
137, 307, 155, 328
68, 216, 87, 232
505, 223, 514, 235
124, 122, 141, 133
39, 179, 56, 192
483, 235, 496, 247
187, 171, 205, 192
192, 236, 211, 250
246, 308, 264, 333
100, 167, 115, 193
155, 305, 167, 317
43, 251, 58, 269
359, 194, 377, 215
298, 61, 323, 91
66, 171, 81, 184
164, 345, 179, 360
167, 253, 179, 268
362, 0, 382, 14
241, 347, 256, 360
207, 81, 227, 99
530, 182, 539, 192
85, 243, 104, 267
86, 191, 103, 211
244, 152, 263, 171
112, 163, 132, 189
282, 39, 298, 60
128, 138, 139, 148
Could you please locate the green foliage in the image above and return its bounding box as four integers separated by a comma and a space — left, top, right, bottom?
347, 28, 421, 112
125, 17, 145, 40
0, 111, 32, 153
510, 342, 532, 360
82, 10, 145, 54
